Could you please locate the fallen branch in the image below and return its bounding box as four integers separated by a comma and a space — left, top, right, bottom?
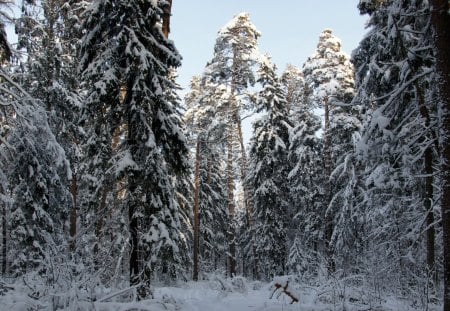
270, 281, 299, 304
0, 282, 14, 295
97, 286, 138, 302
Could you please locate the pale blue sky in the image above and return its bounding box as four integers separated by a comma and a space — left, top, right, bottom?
4, 1, 369, 93
171, 0, 369, 92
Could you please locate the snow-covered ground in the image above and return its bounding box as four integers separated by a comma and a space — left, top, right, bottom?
0, 275, 443, 310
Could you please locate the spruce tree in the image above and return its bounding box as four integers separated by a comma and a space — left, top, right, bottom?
15, 0, 87, 255
302, 29, 356, 273
247, 56, 291, 280
0, 0, 73, 276
353, 0, 439, 295
286, 77, 324, 278
79, 0, 189, 294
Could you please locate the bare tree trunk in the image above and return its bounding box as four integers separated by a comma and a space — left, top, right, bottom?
193, 138, 201, 281
430, 0, 450, 309
162, 0, 172, 39
323, 98, 335, 274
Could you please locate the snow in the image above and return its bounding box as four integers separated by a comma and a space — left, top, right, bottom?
0, 276, 441, 311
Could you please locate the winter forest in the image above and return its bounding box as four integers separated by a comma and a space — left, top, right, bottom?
0, 0, 449, 310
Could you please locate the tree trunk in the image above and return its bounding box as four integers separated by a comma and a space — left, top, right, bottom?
425, 144, 436, 282
69, 173, 77, 252
233, 111, 252, 225
430, 0, 450, 309
193, 138, 201, 281
129, 199, 139, 286
162, 0, 172, 39
1, 184, 6, 275
227, 126, 236, 277
232, 109, 258, 278
323, 97, 335, 274
416, 82, 436, 285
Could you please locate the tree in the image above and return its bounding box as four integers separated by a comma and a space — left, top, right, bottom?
1, 0, 75, 276
162, 0, 172, 38
430, 0, 450, 308
302, 29, 356, 273
247, 56, 291, 280
281, 64, 305, 114
353, 0, 439, 297
203, 12, 262, 277
0, 0, 11, 63
5, 108, 70, 275
79, 0, 189, 295
185, 75, 228, 280
285, 72, 324, 278
0, 0, 13, 276
15, 0, 87, 254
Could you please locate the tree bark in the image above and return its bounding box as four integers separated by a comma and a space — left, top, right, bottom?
323, 97, 335, 274
233, 111, 252, 225
430, 0, 450, 309
416, 83, 436, 285
227, 125, 236, 277
69, 173, 77, 252
232, 109, 258, 278
129, 199, 139, 286
193, 138, 201, 281
162, 0, 172, 39
1, 184, 6, 275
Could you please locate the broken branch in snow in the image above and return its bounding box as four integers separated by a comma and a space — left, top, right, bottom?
97, 286, 138, 302
270, 281, 299, 304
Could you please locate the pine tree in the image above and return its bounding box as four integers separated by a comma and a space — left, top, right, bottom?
247, 56, 291, 280
353, 0, 439, 295
185, 75, 228, 279
280, 64, 305, 114
302, 29, 356, 273
79, 0, 189, 294
203, 12, 262, 277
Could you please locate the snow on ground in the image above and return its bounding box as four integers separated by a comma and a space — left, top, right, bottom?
153, 281, 298, 311
92, 277, 442, 311
0, 275, 443, 310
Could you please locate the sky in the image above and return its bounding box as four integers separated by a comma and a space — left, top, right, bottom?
4, 0, 370, 93
170, 0, 370, 93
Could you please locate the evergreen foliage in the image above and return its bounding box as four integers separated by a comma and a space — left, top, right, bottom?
78, 0, 189, 291
247, 56, 291, 280
0, 2, 447, 308
352, 0, 439, 294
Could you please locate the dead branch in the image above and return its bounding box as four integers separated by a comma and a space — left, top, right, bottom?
270, 281, 299, 304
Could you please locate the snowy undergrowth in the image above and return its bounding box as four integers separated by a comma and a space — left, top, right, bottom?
0, 274, 443, 310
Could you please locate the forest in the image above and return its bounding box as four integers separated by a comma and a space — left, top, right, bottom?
0, 0, 449, 310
